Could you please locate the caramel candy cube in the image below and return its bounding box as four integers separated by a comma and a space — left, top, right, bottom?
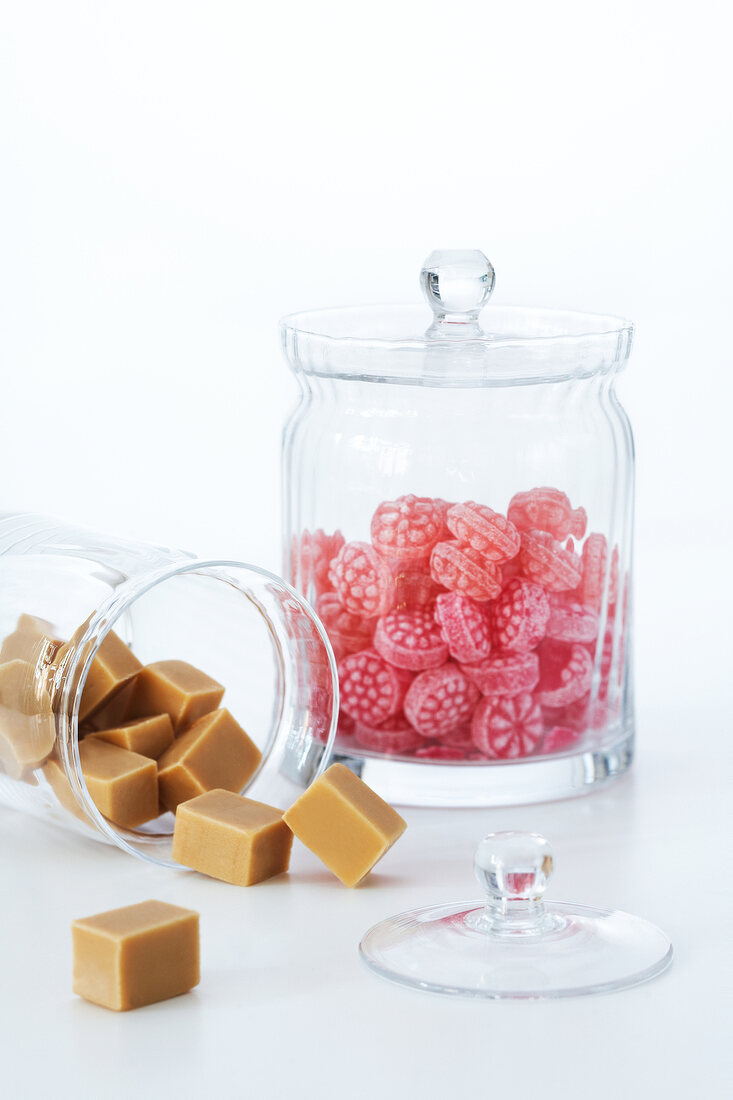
72, 900, 199, 1011
0, 614, 60, 666
173, 790, 292, 885
84, 679, 136, 733
89, 714, 174, 759
283, 764, 407, 887
79, 738, 159, 828
157, 708, 261, 812
128, 660, 224, 732
0, 660, 56, 780
78, 630, 143, 723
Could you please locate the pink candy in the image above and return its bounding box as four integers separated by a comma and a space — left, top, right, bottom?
434, 592, 492, 664
374, 607, 448, 671
445, 502, 520, 562
579, 533, 619, 610
545, 597, 599, 644
338, 648, 412, 726
430, 541, 502, 601
371, 495, 446, 565
404, 665, 480, 738
535, 641, 593, 708
316, 593, 376, 662
461, 650, 539, 696
508, 488, 587, 541
518, 531, 582, 592
329, 541, 394, 618
292, 528, 345, 597
490, 578, 549, 652
354, 714, 423, 755
471, 693, 544, 759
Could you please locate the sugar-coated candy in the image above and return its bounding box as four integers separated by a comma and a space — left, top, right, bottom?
508, 488, 587, 541
338, 649, 412, 726
489, 578, 549, 652
354, 714, 423, 755
518, 531, 582, 592
316, 593, 376, 662
471, 693, 543, 759
434, 592, 492, 664
542, 725, 583, 753
292, 529, 345, 597
371, 495, 446, 565
329, 541, 394, 618
536, 641, 593, 708
404, 665, 480, 738
373, 607, 448, 671
578, 533, 619, 609
445, 502, 520, 563
545, 597, 599, 644
461, 650, 539, 696
430, 541, 502, 601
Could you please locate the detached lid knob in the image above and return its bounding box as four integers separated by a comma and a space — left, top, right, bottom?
421, 249, 495, 337
474, 832, 554, 931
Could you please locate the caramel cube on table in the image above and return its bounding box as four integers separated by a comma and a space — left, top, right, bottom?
89, 714, 174, 760
128, 660, 224, 732
79, 738, 159, 828
72, 900, 199, 1011
0, 659, 56, 780
283, 764, 407, 887
173, 790, 292, 885
157, 708, 261, 812
78, 630, 143, 723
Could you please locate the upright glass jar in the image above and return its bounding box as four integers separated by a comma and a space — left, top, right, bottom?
281, 250, 634, 806
0, 513, 337, 864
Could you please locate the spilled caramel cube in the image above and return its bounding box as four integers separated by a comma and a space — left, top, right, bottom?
78, 630, 143, 723
157, 708, 261, 812
72, 899, 199, 1011
172, 789, 292, 885
128, 660, 224, 732
283, 763, 407, 887
0, 659, 56, 780
79, 738, 158, 828
89, 714, 174, 759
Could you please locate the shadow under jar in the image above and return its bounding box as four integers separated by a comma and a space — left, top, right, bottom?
0, 513, 337, 864
281, 250, 634, 806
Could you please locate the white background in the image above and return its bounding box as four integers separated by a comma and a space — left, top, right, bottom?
0, 2, 731, 1097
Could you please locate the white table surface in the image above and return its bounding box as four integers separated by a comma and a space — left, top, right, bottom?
0, 697, 728, 1100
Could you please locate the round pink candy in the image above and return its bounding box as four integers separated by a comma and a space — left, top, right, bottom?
434, 592, 492, 664
404, 664, 480, 738
518, 531, 582, 593
338, 648, 412, 726
490, 578, 549, 652
329, 541, 394, 618
471, 693, 543, 759
445, 502, 520, 563
373, 606, 448, 671
430, 541, 502, 601
535, 641, 593, 708
545, 597, 599, 645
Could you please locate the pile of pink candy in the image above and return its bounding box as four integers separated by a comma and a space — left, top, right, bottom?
294, 489, 624, 762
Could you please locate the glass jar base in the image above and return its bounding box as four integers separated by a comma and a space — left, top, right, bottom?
334, 724, 634, 807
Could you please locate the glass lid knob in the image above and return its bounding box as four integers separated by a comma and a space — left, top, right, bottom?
421, 249, 495, 337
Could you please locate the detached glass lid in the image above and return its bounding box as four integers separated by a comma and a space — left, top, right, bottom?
360, 831, 672, 999
280, 250, 633, 385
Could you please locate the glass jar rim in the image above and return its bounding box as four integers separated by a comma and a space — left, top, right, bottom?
280, 305, 633, 386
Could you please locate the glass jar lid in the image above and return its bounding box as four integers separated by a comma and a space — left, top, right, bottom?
280, 250, 633, 386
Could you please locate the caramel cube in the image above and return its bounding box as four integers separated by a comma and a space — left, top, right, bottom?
78, 631, 143, 723
128, 660, 224, 732
72, 900, 199, 1011
157, 708, 261, 812
283, 764, 407, 887
0, 660, 56, 779
79, 738, 158, 828
89, 714, 174, 759
84, 679, 136, 733
172, 790, 292, 885
0, 614, 60, 666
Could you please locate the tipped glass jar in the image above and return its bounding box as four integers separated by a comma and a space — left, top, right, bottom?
281, 250, 634, 806
0, 513, 337, 864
